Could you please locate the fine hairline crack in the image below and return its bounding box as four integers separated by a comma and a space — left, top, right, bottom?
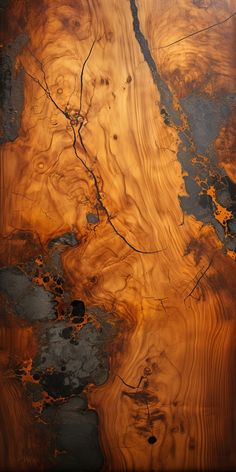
184, 257, 213, 301
158, 10, 236, 49
24, 42, 163, 255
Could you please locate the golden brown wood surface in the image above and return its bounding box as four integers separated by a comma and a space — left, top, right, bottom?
0, 0, 236, 471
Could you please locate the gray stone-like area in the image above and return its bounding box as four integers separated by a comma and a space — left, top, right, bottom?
178, 93, 236, 251
48, 232, 79, 248
180, 94, 231, 154
0, 33, 28, 144
86, 213, 99, 224
43, 397, 104, 471
45, 231, 80, 276
0, 266, 56, 320
0, 239, 120, 469
32, 307, 118, 397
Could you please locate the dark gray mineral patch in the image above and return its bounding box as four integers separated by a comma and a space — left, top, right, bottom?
56, 399, 103, 471
180, 94, 231, 154
0, 266, 56, 320
0, 32, 28, 144
43, 397, 103, 471
178, 93, 236, 251
32, 307, 118, 397
86, 213, 99, 224
48, 232, 79, 248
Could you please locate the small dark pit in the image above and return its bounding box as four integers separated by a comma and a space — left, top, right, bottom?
55, 287, 63, 294
160, 108, 166, 115
33, 372, 41, 381
148, 436, 157, 444
41, 372, 71, 398
113, 134, 118, 140
43, 276, 49, 283
15, 369, 25, 376
164, 117, 170, 125
61, 327, 73, 339
90, 276, 97, 284
71, 299, 85, 317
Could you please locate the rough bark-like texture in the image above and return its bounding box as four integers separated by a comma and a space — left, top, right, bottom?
0, 0, 235, 471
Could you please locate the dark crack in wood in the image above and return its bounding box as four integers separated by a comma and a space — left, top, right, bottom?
24, 50, 164, 255
116, 374, 146, 390
184, 258, 213, 301
78, 39, 96, 115
129, 0, 182, 127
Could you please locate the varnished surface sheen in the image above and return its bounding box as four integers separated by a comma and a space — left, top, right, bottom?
0, 0, 236, 471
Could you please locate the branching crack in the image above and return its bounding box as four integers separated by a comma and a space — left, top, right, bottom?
158, 11, 236, 49
24, 44, 163, 254
116, 374, 146, 390
117, 374, 158, 435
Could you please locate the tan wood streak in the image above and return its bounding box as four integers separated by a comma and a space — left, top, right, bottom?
0, 0, 235, 470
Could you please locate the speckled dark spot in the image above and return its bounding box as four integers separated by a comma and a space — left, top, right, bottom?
55, 286, 63, 294
148, 436, 157, 444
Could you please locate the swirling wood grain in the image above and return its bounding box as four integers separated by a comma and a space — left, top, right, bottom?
0, 0, 235, 470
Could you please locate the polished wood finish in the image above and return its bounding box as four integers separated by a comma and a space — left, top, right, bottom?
0, 1, 235, 470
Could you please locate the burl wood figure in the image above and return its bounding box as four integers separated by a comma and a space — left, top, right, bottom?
0, 0, 235, 471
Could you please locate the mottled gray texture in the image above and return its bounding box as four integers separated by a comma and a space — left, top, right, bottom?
1, 230, 124, 470
0, 266, 56, 320
178, 94, 236, 251
0, 33, 28, 144
86, 213, 99, 224
32, 308, 117, 393
48, 232, 79, 248
180, 94, 230, 154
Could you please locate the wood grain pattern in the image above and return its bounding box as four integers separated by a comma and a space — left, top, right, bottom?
0, 0, 235, 470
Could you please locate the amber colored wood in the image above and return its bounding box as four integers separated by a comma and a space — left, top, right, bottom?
0, 0, 236, 471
